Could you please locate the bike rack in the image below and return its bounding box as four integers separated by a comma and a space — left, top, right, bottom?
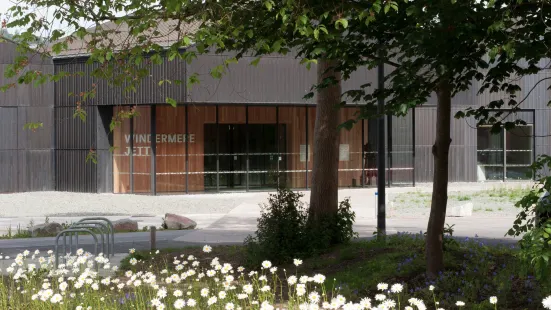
74, 217, 115, 257
69, 222, 110, 257
54, 228, 98, 269
54, 217, 115, 269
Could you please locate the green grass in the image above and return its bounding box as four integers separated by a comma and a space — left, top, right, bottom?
120, 235, 551, 309
0, 225, 32, 239
485, 208, 494, 212
456, 195, 472, 201
394, 186, 531, 208
473, 186, 531, 202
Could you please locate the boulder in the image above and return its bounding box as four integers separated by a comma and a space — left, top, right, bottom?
164, 213, 197, 230
113, 219, 139, 232
29, 222, 62, 237
447, 202, 473, 217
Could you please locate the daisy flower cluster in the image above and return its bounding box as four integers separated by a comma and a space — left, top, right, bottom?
0, 245, 549, 309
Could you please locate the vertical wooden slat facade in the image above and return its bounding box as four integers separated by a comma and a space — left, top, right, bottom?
0, 41, 54, 193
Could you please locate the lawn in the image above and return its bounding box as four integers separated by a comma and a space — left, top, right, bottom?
120, 234, 551, 309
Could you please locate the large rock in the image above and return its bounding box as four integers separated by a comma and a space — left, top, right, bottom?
29, 222, 62, 237
113, 219, 139, 232
164, 213, 197, 230
447, 202, 473, 217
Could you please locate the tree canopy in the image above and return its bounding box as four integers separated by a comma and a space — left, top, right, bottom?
3, 0, 551, 276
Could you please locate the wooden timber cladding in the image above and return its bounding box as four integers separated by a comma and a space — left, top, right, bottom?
112, 105, 367, 193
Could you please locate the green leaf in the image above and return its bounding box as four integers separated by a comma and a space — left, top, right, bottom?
335, 18, 348, 29
224, 57, 239, 66
183, 36, 192, 46
272, 40, 282, 52
166, 97, 177, 107
250, 57, 261, 67
187, 73, 200, 88
313, 29, 319, 40
406, 5, 419, 16
85, 150, 98, 165
264, 0, 274, 11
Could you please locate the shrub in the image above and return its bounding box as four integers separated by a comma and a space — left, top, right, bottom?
244, 187, 357, 266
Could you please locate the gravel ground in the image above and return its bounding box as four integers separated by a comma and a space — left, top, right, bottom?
0, 182, 535, 219
388, 185, 531, 218
0, 191, 264, 217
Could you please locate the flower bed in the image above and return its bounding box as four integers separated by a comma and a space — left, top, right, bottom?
1, 244, 551, 309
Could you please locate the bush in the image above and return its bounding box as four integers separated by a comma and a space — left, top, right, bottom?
244, 187, 357, 266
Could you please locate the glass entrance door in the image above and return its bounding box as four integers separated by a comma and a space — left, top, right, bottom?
203, 123, 286, 190
248, 124, 286, 190
218, 124, 247, 190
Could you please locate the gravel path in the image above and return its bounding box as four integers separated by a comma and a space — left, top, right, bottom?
387, 185, 531, 218
0, 191, 263, 217
0, 182, 535, 219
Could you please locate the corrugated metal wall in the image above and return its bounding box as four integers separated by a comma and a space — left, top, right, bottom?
54, 59, 187, 107
54, 106, 98, 192
0, 41, 54, 193
414, 107, 478, 183
48, 49, 551, 191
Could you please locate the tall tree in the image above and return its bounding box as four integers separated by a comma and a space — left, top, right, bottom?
456, 0, 551, 278
340, 0, 529, 276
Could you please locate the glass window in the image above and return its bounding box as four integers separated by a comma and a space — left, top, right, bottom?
248, 106, 279, 190
188, 106, 216, 192
218, 106, 247, 191
506, 125, 533, 180
156, 106, 186, 193
338, 107, 363, 188
477, 125, 533, 181
477, 127, 504, 181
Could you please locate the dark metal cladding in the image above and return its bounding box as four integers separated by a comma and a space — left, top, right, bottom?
0, 41, 55, 193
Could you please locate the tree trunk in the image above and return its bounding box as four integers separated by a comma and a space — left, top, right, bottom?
309, 59, 342, 220
426, 80, 452, 277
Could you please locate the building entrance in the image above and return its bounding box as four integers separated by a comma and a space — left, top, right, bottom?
204, 124, 286, 190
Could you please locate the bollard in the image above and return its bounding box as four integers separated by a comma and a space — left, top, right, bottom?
150, 226, 157, 251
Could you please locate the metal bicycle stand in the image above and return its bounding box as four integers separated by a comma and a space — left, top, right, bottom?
74, 217, 115, 257
55, 228, 98, 269
54, 217, 115, 270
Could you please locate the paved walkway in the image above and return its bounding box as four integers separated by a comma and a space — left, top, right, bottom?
0, 183, 528, 261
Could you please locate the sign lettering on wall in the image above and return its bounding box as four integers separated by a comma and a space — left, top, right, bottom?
123, 133, 195, 156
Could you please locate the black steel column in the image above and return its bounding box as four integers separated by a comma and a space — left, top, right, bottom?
305, 106, 309, 189
532, 110, 536, 180
503, 127, 506, 182
150, 105, 157, 195
216, 106, 220, 192
387, 114, 392, 187
412, 107, 416, 187
361, 118, 365, 187
130, 114, 134, 193
276, 106, 280, 188
246, 106, 249, 191
185, 105, 189, 194
377, 54, 386, 235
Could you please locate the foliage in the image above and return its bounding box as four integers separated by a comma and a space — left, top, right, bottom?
504, 155, 551, 280
5, 243, 545, 309
120, 236, 551, 309
244, 187, 357, 266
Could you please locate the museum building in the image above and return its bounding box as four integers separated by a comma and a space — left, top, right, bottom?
0, 21, 546, 194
